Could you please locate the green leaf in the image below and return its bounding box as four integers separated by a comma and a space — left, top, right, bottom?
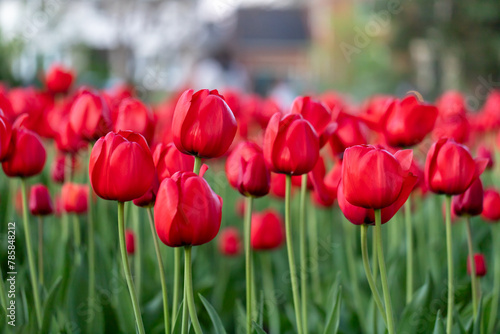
41, 276, 63, 333
171, 301, 184, 334
471, 298, 482, 334
397, 275, 434, 333
433, 310, 446, 334
323, 285, 342, 334
199, 293, 227, 334
252, 321, 267, 334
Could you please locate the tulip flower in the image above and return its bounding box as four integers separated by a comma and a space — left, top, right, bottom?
329, 111, 367, 158
218, 227, 242, 256
482, 188, 500, 222
251, 210, 285, 250
69, 87, 111, 141
225, 141, 270, 198
29, 184, 53, 216
61, 183, 89, 214
132, 175, 159, 208
270, 172, 288, 198
477, 145, 494, 170
51, 154, 66, 183
45, 64, 75, 94
125, 229, 136, 255
0, 110, 12, 161
172, 89, 237, 158
467, 254, 487, 277
56, 119, 86, 155
452, 178, 484, 217
153, 143, 195, 182
309, 156, 337, 207
114, 98, 155, 144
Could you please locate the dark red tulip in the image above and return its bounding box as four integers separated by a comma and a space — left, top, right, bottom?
89, 131, 155, 202
114, 98, 155, 144
126, 229, 136, 255
218, 227, 242, 256
225, 141, 270, 197
154, 171, 222, 247
153, 143, 195, 182
251, 210, 285, 250
172, 89, 237, 158
263, 113, 319, 175
69, 87, 111, 141
0, 110, 12, 161
477, 146, 494, 170
291, 96, 336, 147
452, 178, 483, 217
61, 183, 88, 214
342, 145, 417, 209
329, 111, 367, 158
132, 175, 159, 208
29, 184, 53, 216
45, 64, 75, 94
51, 154, 66, 183
467, 253, 487, 277
481, 188, 500, 222
425, 138, 488, 195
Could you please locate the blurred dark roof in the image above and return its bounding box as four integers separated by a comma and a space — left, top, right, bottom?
234, 8, 310, 48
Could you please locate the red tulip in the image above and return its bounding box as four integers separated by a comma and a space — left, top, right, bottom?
432, 113, 470, 144
235, 198, 246, 217
425, 138, 488, 195
225, 141, 270, 197
342, 145, 417, 209
467, 253, 487, 277
114, 98, 155, 144
172, 89, 237, 158
251, 210, 285, 250
61, 183, 89, 214
452, 178, 483, 217
218, 227, 242, 256
309, 156, 336, 207
69, 87, 111, 141
329, 111, 367, 158
56, 119, 86, 154
29, 184, 53, 216
154, 171, 222, 247
45, 64, 75, 94
132, 175, 159, 208
477, 146, 494, 170
481, 188, 500, 222
153, 143, 195, 182
263, 113, 319, 175
51, 154, 66, 183
126, 229, 136, 255
0, 110, 12, 161
270, 172, 288, 198
89, 131, 155, 202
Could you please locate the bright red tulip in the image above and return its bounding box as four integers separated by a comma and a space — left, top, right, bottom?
89, 131, 155, 202
155, 171, 222, 247
270, 172, 288, 198
251, 210, 285, 250
56, 119, 86, 154
452, 178, 483, 217
263, 113, 319, 175
132, 175, 159, 208
329, 111, 367, 158
425, 138, 488, 195
467, 253, 487, 277
218, 227, 242, 256
309, 156, 336, 207
481, 188, 500, 222
69, 87, 111, 141
29, 184, 53, 216
153, 143, 195, 182
225, 141, 270, 197
172, 89, 237, 158
0, 110, 12, 161
45, 64, 75, 94
114, 98, 155, 144
126, 229, 136, 255
61, 183, 89, 214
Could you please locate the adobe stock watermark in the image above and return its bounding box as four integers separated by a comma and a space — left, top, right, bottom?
20, 0, 66, 42
464, 74, 500, 111
339, 0, 408, 63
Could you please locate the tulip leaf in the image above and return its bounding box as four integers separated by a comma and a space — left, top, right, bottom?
432, 310, 446, 334
199, 293, 227, 334
252, 321, 267, 334
41, 276, 62, 333
322, 285, 342, 334
171, 301, 184, 334
471, 298, 483, 334
397, 274, 434, 333
257, 290, 264, 327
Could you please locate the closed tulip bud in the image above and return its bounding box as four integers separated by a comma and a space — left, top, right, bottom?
291, 96, 336, 147
45, 64, 75, 94
155, 171, 222, 247
264, 113, 319, 175
172, 89, 237, 158
114, 98, 155, 144
61, 183, 89, 214
0, 110, 12, 161
51, 154, 66, 183
342, 145, 417, 209
69, 87, 111, 141
481, 188, 500, 222
29, 184, 53, 216
125, 229, 135, 255
251, 210, 285, 250
226, 141, 270, 197
467, 253, 487, 277
218, 227, 242, 256
89, 131, 155, 202
425, 138, 488, 195
452, 178, 483, 217
382, 95, 438, 147
153, 143, 195, 182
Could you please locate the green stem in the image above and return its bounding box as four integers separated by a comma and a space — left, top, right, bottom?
184, 246, 202, 334
360, 225, 387, 326
117, 201, 145, 334
0, 266, 8, 309
87, 143, 96, 334
405, 198, 413, 304
133, 206, 142, 304
465, 217, 478, 319
73, 214, 81, 248
244, 196, 254, 334
194, 156, 202, 175
372, 229, 378, 283
308, 206, 321, 305
21, 178, 42, 328
261, 254, 280, 334
374, 209, 395, 334
285, 175, 304, 334
38, 216, 44, 287
488, 224, 500, 334
299, 174, 308, 334
173, 247, 182, 332
444, 195, 454, 334
147, 208, 171, 334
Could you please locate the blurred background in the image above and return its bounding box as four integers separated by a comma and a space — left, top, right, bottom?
0, 0, 499, 107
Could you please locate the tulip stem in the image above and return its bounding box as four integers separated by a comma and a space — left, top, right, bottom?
285, 175, 304, 334
117, 201, 145, 334
360, 224, 388, 326
488, 224, 500, 333
244, 195, 254, 334
405, 198, 413, 304
87, 142, 96, 334
173, 248, 182, 331
133, 206, 142, 304
261, 254, 280, 334
21, 178, 42, 328
38, 216, 44, 286
374, 209, 395, 334
73, 214, 81, 248
465, 217, 478, 319
299, 174, 308, 334
372, 229, 378, 282
444, 195, 454, 334
147, 207, 171, 334
194, 156, 202, 175
308, 202, 321, 305
183, 246, 203, 334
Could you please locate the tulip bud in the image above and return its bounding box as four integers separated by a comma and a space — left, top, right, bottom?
29, 184, 53, 216
126, 229, 136, 255
89, 131, 155, 202
467, 253, 487, 277
153, 143, 195, 182
481, 188, 500, 222
452, 178, 483, 217
45, 64, 75, 94
61, 183, 89, 214
290, 96, 335, 147
172, 89, 237, 158
69, 87, 111, 141
251, 210, 285, 250
218, 227, 242, 256
114, 98, 155, 144
155, 171, 222, 247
